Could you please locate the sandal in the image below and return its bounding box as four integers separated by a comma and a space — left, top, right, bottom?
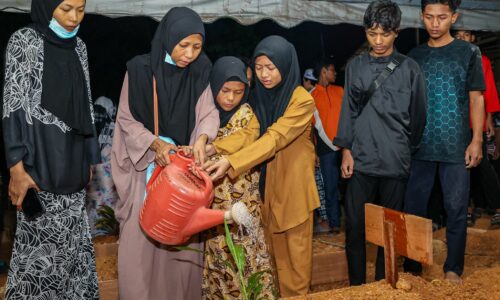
467, 212, 476, 227
491, 213, 500, 226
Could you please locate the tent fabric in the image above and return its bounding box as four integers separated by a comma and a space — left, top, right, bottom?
1, 0, 500, 31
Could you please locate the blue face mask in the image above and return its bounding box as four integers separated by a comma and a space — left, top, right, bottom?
49, 18, 79, 39
165, 52, 176, 66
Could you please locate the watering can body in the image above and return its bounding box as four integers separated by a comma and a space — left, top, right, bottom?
139, 151, 224, 245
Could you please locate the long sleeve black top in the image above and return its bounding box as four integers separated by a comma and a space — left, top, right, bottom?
333, 50, 427, 179
2, 28, 100, 194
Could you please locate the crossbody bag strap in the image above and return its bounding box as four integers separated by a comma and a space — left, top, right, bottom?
153, 76, 159, 137
359, 53, 407, 114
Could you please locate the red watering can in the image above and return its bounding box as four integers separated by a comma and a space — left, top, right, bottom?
139, 151, 225, 245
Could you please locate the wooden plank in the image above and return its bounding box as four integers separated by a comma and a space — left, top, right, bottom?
383, 221, 398, 288
365, 203, 385, 246
311, 250, 349, 285
468, 227, 488, 235
405, 213, 433, 265
99, 280, 118, 300
365, 203, 433, 265
94, 242, 118, 258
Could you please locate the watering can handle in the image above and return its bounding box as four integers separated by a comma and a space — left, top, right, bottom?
146, 153, 177, 191
192, 163, 213, 190
146, 165, 162, 191
168, 150, 211, 188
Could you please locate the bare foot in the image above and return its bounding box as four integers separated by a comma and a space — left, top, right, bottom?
445, 271, 463, 285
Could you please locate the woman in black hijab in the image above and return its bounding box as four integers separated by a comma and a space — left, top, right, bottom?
204, 36, 319, 297
2, 0, 100, 298
111, 7, 218, 300
202, 56, 277, 298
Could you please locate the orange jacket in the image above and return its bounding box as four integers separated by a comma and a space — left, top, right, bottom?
311, 84, 344, 141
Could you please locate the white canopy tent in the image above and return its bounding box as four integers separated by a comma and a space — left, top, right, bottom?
1, 0, 500, 31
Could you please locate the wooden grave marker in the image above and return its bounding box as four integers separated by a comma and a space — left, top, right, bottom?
365, 203, 433, 288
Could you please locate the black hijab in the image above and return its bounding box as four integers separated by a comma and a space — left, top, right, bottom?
251, 35, 301, 136
250, 35, 301, 198
30, 0, 94, 135
127, 7, 212, 145
210, 56, 249, 127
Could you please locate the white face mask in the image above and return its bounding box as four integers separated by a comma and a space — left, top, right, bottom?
49, 18, 79, 39
165, 51, 176, 66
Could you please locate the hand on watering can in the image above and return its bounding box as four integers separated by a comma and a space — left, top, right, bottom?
193, 134, 208, 166
178, 145, 193, 156
202, 156, 231, 181
205, 144, 216, 157
150, 138, 177, 167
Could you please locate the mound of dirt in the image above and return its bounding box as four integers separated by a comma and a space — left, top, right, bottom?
302, 217, 500, 300
292, 266, 500, 300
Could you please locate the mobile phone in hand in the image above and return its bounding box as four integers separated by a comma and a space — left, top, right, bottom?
22, 188, 45, 221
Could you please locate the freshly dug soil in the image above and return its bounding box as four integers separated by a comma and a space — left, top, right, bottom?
290, 267, 500, 300
301, 217, 500, 299
2, 218, 499, 299
423, 222, 500, 281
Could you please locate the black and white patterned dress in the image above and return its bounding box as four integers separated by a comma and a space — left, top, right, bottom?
2, 28, 100, 299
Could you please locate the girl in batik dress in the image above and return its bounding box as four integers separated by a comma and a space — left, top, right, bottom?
202, 56, 277, 299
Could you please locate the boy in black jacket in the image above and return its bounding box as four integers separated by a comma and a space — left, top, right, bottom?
333, 0, 427, 285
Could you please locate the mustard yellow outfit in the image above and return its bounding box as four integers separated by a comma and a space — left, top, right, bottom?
214, 87, 319, 297
202, 104, 277, 299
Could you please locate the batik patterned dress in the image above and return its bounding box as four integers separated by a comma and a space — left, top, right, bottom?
202, 104, 277, 299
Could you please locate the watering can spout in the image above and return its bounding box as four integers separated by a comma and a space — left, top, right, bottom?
183, 207, 226, 237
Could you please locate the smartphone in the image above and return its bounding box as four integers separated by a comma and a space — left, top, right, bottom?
22, 188, 45, 221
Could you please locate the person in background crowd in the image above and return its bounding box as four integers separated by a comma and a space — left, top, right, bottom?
2, 0, 100, 297
312, 159, 330, 233
111, 7, 218, 300
404, 0, 485, 284
303, 68, 318, 92
204, 35, 319, 297
238, 56, 255, 88
491, 113, 500, 183
455, 29, 500, 226
86, 96, 119, 236
312, 58, 344, 234
333, 0, 427, 285
302, 65, 329, 234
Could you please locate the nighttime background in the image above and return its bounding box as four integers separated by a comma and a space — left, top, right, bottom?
0, 11, 430, 103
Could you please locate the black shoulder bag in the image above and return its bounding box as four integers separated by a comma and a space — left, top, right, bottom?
358, 53, 407, 115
